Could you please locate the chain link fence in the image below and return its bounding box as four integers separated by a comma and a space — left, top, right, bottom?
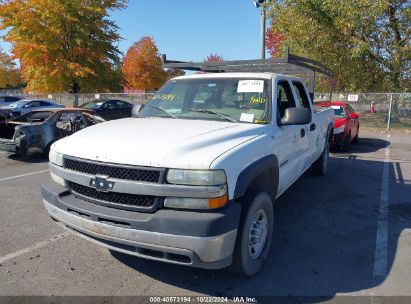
0, 91, 155, 107
314, 93, 411, 131
1, 89, 410, 131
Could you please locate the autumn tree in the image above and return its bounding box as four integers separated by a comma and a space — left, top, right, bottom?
122, 37, 166, 91
266, 28, 285, 58
0, 48, 21, 89
205, 54, 224, 62
268, 0, 410, 92
0, 0, 126, 104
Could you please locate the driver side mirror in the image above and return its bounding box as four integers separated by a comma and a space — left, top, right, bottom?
131, 104, 144, 117
349, 113, 359, 119
280, 107, 312, 126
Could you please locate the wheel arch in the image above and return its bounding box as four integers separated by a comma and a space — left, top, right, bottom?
233, 154, 279, 202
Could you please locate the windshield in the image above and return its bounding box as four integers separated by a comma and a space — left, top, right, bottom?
332, 106, 346, 118
138, 78, 271, 124
80, 100, 104, 110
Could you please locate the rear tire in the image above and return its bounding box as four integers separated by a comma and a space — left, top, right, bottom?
312, 137, 329, 176
229, 191, 274, 276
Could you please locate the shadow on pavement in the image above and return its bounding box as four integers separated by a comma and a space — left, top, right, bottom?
111, 154, 410, 302
8, 153, 48, 164
332, 137, 390, 154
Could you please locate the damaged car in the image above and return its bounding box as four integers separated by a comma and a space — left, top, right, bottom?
0, 108, 105, 156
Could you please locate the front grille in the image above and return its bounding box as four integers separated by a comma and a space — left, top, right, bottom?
64, 157, 161, 183
68, 182, 157, 211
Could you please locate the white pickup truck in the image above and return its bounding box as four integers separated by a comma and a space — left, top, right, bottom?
42, 71, 334, 276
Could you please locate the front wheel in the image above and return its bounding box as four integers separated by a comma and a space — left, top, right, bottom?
229, 191, 274, 276
352, 126, 359, 144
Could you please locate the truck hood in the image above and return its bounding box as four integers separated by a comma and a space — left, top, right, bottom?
53, 118, 265, 169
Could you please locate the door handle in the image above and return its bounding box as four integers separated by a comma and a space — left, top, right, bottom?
300, 128, 305, 138
310, 123, 316, 131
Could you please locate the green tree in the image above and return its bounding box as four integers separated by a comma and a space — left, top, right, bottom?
0, 48, 21, 89
0, 0, 126, 103
166, 68, 185, 80
268, 0, 410, 92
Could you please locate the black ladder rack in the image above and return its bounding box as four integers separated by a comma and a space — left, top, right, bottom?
161, 47, 333, 96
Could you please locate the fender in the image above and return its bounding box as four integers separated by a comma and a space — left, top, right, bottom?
233, 154, 279, 200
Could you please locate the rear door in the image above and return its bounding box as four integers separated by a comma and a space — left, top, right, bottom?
98, 101, 116, 120
114, 100, 132, 118
275, 80, 308, 195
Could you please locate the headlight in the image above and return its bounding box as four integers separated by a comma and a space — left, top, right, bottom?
49, 150, 64, 167
334, 125, 346, 135
166, 169, 226, 186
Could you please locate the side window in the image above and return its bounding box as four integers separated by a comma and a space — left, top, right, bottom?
27, 101, 41, 108
346, 105, 352, 115
115, 101, 129, 109
277, 81, 296, 120
292, 81, 311, 110
40, 101, 51, 106
104, 101, 116, 110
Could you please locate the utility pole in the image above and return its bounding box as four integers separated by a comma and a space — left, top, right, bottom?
260, 8, 266, 59
252, 0, 270, 59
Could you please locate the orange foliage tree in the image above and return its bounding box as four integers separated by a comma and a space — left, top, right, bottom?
122, 37, 166, 91
266, 28, 285, 58
0, 48, 21, 89
0, 0, 126, 99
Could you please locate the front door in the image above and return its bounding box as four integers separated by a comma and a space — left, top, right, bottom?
275, 80, 308, 196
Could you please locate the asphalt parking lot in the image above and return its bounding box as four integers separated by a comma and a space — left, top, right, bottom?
0, 131, 410, 303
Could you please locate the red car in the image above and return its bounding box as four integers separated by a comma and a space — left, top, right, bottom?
317, 102, 360, 151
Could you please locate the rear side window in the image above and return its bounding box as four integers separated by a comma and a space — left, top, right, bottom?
40, 101, 52, 106
292, 82, 311, 110
115, 101, 130, 108
27, 101, 41, 107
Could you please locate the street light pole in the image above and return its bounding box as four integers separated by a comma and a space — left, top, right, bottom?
260, 7, 266, 59
252, 0, 269, 59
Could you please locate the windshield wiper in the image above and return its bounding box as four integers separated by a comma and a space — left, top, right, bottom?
188, 109, 238, 122
141, 105, 178, 119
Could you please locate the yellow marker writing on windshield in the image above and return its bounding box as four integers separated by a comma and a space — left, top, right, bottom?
249, 96, 266, 104
152, 94, 176, 101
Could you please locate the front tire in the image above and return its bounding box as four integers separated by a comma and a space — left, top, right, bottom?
341, 132, 351, 152
229, 191, 274, 276
352, 126, 359, 144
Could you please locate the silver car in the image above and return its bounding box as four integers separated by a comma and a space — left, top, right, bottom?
0, 99, 65, 116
